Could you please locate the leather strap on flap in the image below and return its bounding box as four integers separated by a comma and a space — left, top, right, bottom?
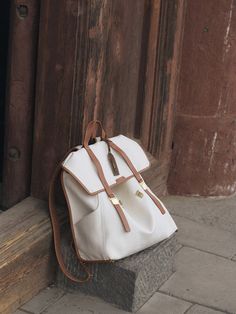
84, 146, 131, 232
49, 148, 92, 283
109, 140, 166, 215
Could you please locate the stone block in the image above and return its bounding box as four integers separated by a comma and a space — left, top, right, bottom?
57, 233, 178, 312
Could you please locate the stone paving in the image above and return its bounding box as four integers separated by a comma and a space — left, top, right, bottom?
15, 196, 236, 314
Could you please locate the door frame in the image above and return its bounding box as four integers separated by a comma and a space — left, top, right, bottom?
2, 0, 40, 209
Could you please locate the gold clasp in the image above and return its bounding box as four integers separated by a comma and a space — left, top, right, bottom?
109, 196, 123, 206
136, 190, 144, 198
109, 196, 120, 205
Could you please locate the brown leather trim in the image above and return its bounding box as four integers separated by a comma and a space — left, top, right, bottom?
116, 176, 126, 184
48, 147, 93, 283
83, 120, 106, 147
61, 165, 136, 196
109, 140, 166, 215
109, 141, 145, 183
61, 165, 104, 195
49, 135, 165, 283
145, 189, 166, 215
60, 171, 114, 263
84, 146, 131, 232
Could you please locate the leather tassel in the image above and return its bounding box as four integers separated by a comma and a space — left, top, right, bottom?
108, 151, 120, 176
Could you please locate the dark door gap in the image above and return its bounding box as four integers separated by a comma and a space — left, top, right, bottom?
0, 1, 11, 211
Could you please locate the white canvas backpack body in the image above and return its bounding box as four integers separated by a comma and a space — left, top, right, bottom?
49, 120, 177, 282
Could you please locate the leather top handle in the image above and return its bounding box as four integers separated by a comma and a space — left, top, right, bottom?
83, 120, 120, 176
83, 120, 107, 147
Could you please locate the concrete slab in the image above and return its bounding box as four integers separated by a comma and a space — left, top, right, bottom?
40, 292, 129, 314
137, 292, 192, 314
162, 195, 236, 234
21, 286, 65, 314
186, 304, 226, 314
173, 215, 236, 258
160, 247, 236, 313
57, 233, 178, 312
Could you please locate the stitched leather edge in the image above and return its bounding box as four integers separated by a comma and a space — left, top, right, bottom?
61, 164, 150, 195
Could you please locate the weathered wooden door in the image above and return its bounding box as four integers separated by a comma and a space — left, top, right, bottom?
31, 0, 185, 201
2, 1, 40, 208
2, 0, 185, 207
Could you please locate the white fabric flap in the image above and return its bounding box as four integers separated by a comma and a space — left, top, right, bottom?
62, 135, 150, 195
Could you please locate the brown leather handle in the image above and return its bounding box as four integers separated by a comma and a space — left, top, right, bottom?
83, 120, 107, 147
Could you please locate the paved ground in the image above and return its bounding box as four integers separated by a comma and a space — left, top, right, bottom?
15, 195, 236, 314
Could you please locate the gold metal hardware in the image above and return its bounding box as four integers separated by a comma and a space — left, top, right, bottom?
136, 190, 144, 198
109, 197, 120, 205
139, 180, 147, 190
110, 196, 124, 208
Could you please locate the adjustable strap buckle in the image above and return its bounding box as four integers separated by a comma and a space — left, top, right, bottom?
109, 196, 120, 205
109, 195, 124, 207
109, 195, 130, 232
139, 179, 148, 190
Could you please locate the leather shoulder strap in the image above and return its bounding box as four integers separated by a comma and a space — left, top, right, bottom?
49, 148, 92, 283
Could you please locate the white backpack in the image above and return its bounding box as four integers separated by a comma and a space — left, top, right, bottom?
49, 120, 177, 282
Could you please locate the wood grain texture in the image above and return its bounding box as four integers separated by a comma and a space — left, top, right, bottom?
2, 0, 40, 208
79, 0, 145, 137
31, 0, 146, 199
0, 198, 60, 314
31, 0, 185, 200
168, 0, 236, 196
31, 0, 81, 200
139, 0, 185, 160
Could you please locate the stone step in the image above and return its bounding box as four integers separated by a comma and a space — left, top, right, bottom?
56, 233, 178, 312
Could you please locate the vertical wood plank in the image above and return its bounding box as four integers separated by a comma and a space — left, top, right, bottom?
31, 0, 146, 200
135, 0, 186, 195
0, 1, 10, 183
31, 0, 81, 199
79, 0, 146, 137
168, 0, 236, 196
2, 0, 40, 208
136, 0, 161, 145
31, 0, 185, 200
160, 0, 186, 160
138, 0, 185, 161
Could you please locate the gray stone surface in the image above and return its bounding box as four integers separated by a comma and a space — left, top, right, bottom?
173, 214, 236, 258
21, 286, 65, 314
186, 304, 226, 314
57, 234, 178, 312
162, 195, 236, 234
137, 292, 192, 314
160, 246, 236, 313
13, 195, 236, 314
232, 254, 236, 261
41, 293, 129, 314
